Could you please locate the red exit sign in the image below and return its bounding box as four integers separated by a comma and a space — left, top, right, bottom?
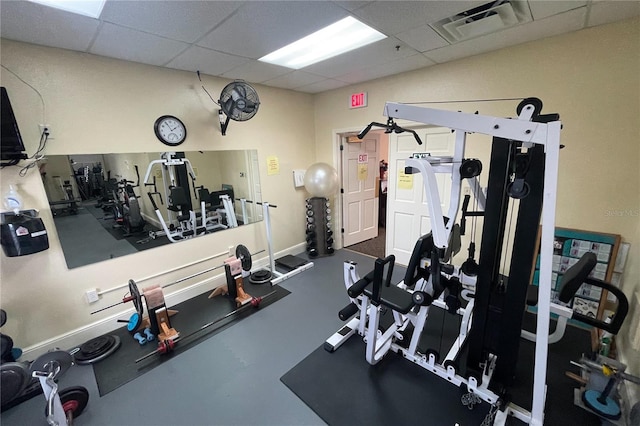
350, 92, 368, 109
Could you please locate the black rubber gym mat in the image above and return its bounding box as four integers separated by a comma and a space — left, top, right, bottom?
281, 309, 600, 425
92, 282, 290, 396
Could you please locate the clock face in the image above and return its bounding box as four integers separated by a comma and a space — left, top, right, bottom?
154, 115, 187, 146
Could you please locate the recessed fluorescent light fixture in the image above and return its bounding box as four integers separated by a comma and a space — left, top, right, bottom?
259, 16, 386, 69
28, 0, 106, 19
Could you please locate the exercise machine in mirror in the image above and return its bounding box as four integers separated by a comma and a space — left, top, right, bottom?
39, 150, 262, 269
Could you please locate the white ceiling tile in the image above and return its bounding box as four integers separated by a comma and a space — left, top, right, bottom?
331, 1, 374, 12
529, 1, 588, 20
337, 53, 435, 84
262, 71, 327, 90
0, 0, 99, 51
395, 24, 449, 52
221, 61, 291, 84
197, 1, 349, 59
296, 79, 350, 94
352, 1, 485, 35
166, 46, 249, 76
90, 23, 190, 66
588, 1, 640, 27
425, 7, 587, 63
100, 0, 242, 43
303, 36, 419, 78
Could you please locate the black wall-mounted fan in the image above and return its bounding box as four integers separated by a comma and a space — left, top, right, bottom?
218, 81, 260, 135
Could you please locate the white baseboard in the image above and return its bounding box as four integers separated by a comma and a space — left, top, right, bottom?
20, 243, 308, 361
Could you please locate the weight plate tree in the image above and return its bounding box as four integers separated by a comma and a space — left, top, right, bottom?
305, 197, 334, 258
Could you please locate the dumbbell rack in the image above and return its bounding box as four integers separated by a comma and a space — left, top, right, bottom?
305, 197, 334, 257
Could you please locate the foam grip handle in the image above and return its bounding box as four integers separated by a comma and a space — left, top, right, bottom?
147, 192, 159, 210
338, 303, 359, 321
347, 271, 374, 298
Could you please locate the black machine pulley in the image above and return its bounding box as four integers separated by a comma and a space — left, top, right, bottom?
72, 335, 121, 365
235, 244, 252, 271
507, 180, 530, 199
459, 159, 482, 179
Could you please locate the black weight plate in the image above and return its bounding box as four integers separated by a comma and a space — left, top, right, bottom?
80, 335, 114, 356
30, 350, 72, 378
74, 335, 120, 365
235, 244, 252, 271
0, 309, 6, 327
249, 269, 272, 285
1, 334, 14, 360
516, 97, 543, 117
128, 279, 142, 314
1, 362, 30, 406
57, 386, 90, 418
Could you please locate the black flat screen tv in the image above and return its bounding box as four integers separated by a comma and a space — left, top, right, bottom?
1, 87, 28, 162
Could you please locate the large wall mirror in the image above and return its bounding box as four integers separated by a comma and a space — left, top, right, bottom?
39, 150, 262, 269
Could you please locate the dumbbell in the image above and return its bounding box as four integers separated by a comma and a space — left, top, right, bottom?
144, 328, 155, 342
134, 332, 147, 345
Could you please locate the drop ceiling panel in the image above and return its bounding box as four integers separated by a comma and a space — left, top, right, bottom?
588, 1, 640, 27
425, 8, 587, 64
262, 71, 327, 90
100, 0, 242, 43
303, 37, 419, 78
166, 46, 249, 76
352, 1, 485, 34
297, 78, 350, 94
196, 1, 349, 59
331, 1, 374, 12
395, 24, 450, 52
0, 1, 99, 51
337, 53, 436, 84
528, 1, 588, 20
221, 61, 291, 84
90, 23, 190, 66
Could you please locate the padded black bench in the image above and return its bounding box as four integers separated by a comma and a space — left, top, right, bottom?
526, 252, 628, 335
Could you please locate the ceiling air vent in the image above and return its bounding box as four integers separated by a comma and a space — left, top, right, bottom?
430, 0, 533, 43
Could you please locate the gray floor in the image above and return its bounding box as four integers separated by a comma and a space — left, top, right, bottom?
1, 249, 385, 426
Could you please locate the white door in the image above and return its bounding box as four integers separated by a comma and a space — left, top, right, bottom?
386, 127, 455, 265
341, 132, 380, 247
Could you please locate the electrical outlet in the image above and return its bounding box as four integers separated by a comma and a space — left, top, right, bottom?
39, 124, 53, 139
463, 186, 471, 196
85, 288, 99, 304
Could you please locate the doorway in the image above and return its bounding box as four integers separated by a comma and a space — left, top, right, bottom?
338, 130, 389, 260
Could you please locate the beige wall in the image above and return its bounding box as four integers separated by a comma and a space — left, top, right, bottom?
1, 18, 638, 377
314, 18, 639, 372
0, 39, 315, 348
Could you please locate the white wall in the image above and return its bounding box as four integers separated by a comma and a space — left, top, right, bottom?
0, 39, 315, 349
313, 18, 640, 375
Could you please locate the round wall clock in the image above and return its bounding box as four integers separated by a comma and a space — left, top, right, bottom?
154, 115, 187, 146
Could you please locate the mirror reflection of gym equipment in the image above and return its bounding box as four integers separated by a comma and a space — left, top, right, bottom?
38, 150, 262, 269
